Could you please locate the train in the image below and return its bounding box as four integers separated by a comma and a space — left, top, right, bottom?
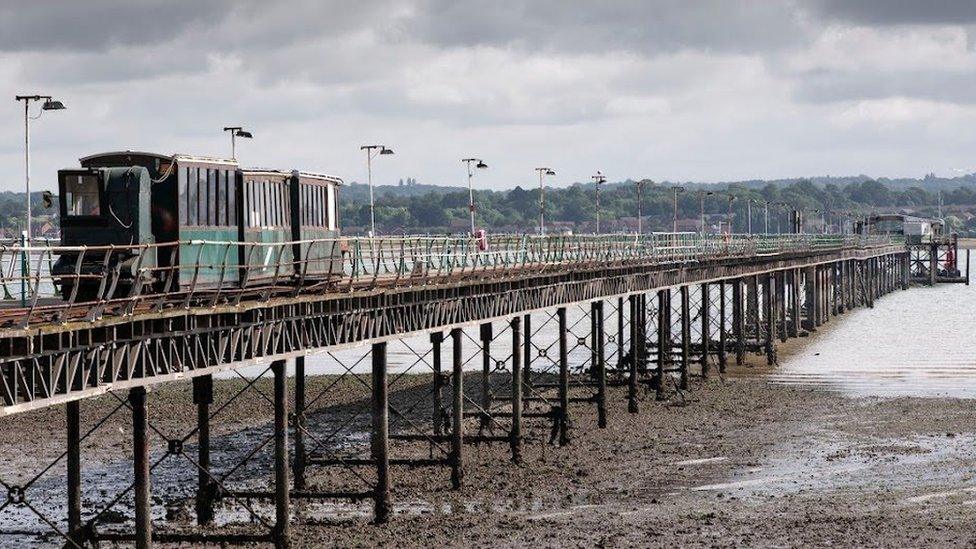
53, 151, 343, 297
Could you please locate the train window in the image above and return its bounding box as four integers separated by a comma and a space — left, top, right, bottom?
249, 180, 257, 227
178, 167, 187, 223
315, 186, 322, 226
263, 180, 270, 227
216, 170, 225, 225
64, 174, 101, 216
326, 185, 339, 231
226, 171, 236, 226
187, 167, 198, 225
319, 185, 329, 225
208, 169, 217, 226
281, 181, 287, 226
271, 181, 279, 226
305, 184, 312, 226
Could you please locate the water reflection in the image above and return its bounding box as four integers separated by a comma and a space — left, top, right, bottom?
767, 282, 976, 398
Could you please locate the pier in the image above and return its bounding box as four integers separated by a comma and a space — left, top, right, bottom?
0, 233, 933, 547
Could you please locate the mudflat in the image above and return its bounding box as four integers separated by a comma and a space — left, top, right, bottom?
2, 352, 975, 547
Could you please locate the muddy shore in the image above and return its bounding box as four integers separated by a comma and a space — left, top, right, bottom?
3, 330, 976, 548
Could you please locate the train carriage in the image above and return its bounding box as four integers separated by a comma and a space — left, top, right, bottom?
238, 169, 295, 284
53, 150, 344, 298
291, 171, 343, 279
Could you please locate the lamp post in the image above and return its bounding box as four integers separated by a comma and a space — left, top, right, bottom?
462, 158, 488, 235
726, 194, 736, 234
764, 201, 769, 235
222, 126, 253, 160
635, 179, 653, 234
592, 171, 606, 233
535, 167, 556, 235
747, 199, 753, 234
671, 186, 685, 233
360, 145, 395, 237
699, 191, 715, 234
15, 95, 65, 240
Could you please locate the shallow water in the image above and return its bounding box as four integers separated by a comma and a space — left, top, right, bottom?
766, 281, 976, 398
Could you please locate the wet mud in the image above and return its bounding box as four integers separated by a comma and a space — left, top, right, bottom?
3, 341, 976, 547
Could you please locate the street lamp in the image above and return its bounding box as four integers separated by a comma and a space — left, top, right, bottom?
222, 126, 253, 160
592, 171, 606, 234
726, 193, 736, 234
463, 158, 488, 235
635, 179, 653, 234
15, 94, 65, 240
699, 191, 715, 234
671, 186, 685, 233
360, 145, 395, 237
747, 199, 755, 234
763, 200, 769, 234
535, 167, 556, 235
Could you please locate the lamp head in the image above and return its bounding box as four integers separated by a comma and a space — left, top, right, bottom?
380, 147, 395, 155
235, 130, 253, 138
476, 160, 488, 169
41, 99, 65, 111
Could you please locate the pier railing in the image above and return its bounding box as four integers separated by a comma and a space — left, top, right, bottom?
0, 232, 896, 328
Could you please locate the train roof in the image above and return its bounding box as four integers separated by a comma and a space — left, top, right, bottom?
242, 167, 343, 186
80, 150, 238, 167
79, 151, 342, 184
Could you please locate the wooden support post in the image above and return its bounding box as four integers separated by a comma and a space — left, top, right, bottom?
762, 275, 776, 365
747, 276, 761, 343
718, 280, 727, 373
680, 286, 690, 390
837, 262, 846, 314
370, 346, 391, 524
557, 307, 570, 446
790, 269, 801, 338
66, 400, 82, 544
522, 314, 532, 406
928, 243, 937, 286
732, 279, 744, 365
700, 283, 710, 377
628, 294, 639, 412
293, 358, 306, 493
656, 289, 669, 400
804, 266, 816, 331
479, 322, 493, 430
450, 329, 464, 489
431, 332, 444, 435
636, 294, 648, 374
594, 301, 607, 428
776, 271, 787, 342
510, 317, 523, 463
130, 386, 151, 549
617, 297, 625, 372
272, 360, 292, 545
193, 375, 215, 524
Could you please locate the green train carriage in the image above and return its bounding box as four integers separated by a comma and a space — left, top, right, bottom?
52, 151, 344, 296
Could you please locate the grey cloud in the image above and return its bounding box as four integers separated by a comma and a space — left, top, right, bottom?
793, 68, 976, 105
0, 0, 234, 51
0, 0, 397, 53
808, 0, 976, 25
403, 0, 810, 54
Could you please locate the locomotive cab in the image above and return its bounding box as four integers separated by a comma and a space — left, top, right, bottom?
53, 166, 157, 297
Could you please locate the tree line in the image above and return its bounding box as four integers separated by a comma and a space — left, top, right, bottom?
340, 178, 976, 235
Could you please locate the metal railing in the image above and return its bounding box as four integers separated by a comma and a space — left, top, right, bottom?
0, 232, 896, 329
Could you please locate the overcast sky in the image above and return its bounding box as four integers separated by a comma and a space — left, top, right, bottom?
3, 0, 976, 192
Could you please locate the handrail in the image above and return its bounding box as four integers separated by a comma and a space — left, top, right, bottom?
0, 232, 898, 329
